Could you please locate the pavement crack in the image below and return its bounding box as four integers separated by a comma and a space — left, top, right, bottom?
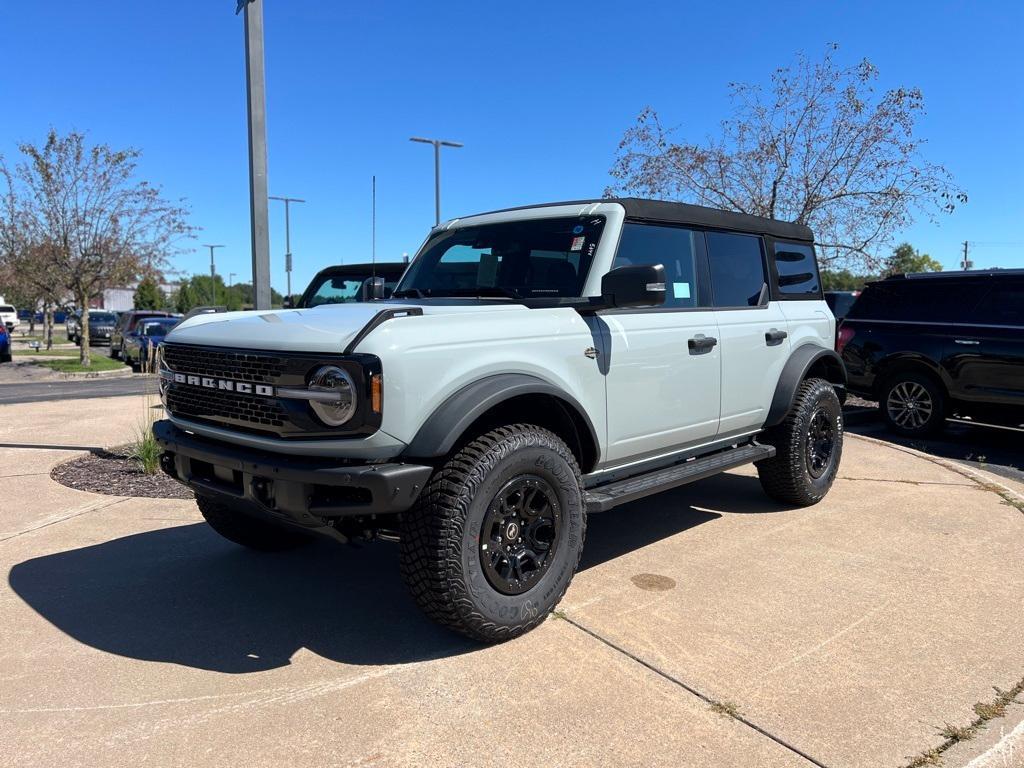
0, 497, 129, 543
559, 614, 832, 768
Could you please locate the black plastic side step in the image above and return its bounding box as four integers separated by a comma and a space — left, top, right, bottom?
583, 442, 775, 513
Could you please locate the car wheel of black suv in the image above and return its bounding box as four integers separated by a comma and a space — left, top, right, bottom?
880, 371, 946, 436
400, 424, 586, 643
196, 495, 312, 551
757, 377, 844, 506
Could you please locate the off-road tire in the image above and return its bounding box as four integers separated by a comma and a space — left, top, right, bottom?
879, 371, 947, 436
196, 495, 311, 551
400, 424, 586, 643
0, 352, 10, 364
757, 377, 843, 506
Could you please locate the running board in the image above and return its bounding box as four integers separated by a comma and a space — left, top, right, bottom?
583, 442, 775, 513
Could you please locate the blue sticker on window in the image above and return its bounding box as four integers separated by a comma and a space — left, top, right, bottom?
572, 225, 584, 235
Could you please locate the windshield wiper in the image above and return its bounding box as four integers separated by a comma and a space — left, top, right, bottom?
392, 287, 522, 300
392, 288, 426, 298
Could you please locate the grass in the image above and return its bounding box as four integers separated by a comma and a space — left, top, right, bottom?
14, 347, 79, 357
14, 333, 70, 345
32, 355, 125, 373
709, 700, 740, 718
131, 424, 162, 475
903, 679, 1024, 767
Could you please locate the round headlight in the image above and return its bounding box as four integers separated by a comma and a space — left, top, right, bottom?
308, 365, 358, 426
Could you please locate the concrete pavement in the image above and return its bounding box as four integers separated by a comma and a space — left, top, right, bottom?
1, 395, 1022, 768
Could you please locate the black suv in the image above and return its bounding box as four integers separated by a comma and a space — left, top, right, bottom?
839, 270, 1024, 435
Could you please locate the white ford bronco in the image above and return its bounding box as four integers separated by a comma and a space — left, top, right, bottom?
155, 198, 846, 642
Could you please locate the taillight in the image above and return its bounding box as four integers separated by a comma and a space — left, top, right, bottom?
836, 325, 855, 355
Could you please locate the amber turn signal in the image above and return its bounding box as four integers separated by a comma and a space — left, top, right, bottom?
370, 373, 383, 413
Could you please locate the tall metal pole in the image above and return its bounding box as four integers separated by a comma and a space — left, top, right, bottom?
204, 244, 225, 304
270, 196, 305, 300
240, 0, 271, 309
410, 137, 463, 226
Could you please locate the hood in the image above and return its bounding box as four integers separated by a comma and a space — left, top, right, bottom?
164, 300, 529, 354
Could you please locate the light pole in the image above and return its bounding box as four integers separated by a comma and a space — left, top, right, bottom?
269, 195, 305, 300
237, 0, 271, 310
204, 244, 225, 304
409, 136, 463, 225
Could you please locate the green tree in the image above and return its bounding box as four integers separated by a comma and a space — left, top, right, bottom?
884, 243, 943, 276
609, 45, 965, 271
820, 268, 880, 291
134, 276, 164, 309
0, 130, 192, 365
173, 280, 196, 314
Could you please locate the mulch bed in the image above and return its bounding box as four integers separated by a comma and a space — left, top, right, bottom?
50, 444, 194, 500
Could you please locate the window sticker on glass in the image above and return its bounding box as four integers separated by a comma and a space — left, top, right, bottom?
673, 282, 691, 299
570, 236, 585, 252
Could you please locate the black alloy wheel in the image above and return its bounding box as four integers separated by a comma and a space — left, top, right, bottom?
806, 407, 836, 479
479, 475, 562, 595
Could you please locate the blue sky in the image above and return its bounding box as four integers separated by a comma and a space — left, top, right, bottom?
1, 1, 1022, 292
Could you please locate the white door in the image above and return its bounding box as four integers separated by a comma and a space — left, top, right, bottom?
705, 231, 791, 435
600, 223, 721, 464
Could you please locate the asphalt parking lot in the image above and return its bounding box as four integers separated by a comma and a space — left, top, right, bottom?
1, 395, 1022, 768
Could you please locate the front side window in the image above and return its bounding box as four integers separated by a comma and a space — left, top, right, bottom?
773, 241, 821, 296
306, 277, 365, 306
706, 231, 767, 307
396, 216, 605, 299
612, 223, 703, 308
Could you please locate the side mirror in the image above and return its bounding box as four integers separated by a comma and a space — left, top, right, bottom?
601, 264, 666, 309
362, 276, 386, 301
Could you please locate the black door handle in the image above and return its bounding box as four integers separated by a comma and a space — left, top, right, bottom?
688, 335, 718, 353
765, 328, 788, 345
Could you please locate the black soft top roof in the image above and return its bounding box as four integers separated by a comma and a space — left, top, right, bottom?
312, 262, 406, 278
468, 197, 813, 242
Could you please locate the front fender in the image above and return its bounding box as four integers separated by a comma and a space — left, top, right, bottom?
403, 373, 600, 462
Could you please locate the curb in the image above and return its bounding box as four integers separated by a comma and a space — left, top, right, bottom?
59, 368, 135, 380
847, 432, 1024, 503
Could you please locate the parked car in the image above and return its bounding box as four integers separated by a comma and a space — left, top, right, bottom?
288, 262, 407, 308
110, 310, 178, 360
154, 197, 846, 643
122, 317, 180, 371
0, 303, 19, 332
0, 322, 10, 363
838, 269, 1024, 435
74, 310, 119, 346
67, 311, 82, 344
824, 290, 859, 320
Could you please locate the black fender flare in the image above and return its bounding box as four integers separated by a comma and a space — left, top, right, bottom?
403, 373, 600, 466
764, 345, 848, 427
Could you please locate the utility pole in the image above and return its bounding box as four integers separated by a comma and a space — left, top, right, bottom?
961, 241, 972, 271
269, 195, 305, 300
409, 136, 463, 225
204, 244, 225, 304
238, 0, 271, 309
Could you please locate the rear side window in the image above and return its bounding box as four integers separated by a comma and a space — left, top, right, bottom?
846, 280, 987, 323
772, 242, 820, 296
613, 223, 704, 308
975, 283, 1024, 326
706, 232, 766, 307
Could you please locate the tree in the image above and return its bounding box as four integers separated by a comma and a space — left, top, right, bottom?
0, 130, 192, 365
820, 268, 878, 291
133, 276, 164, 309
884, 242, 943, 276
609, 46, 966, 271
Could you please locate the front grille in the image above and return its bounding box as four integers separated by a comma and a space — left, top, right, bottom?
162, 344, 286, 384
165, 385, 286, 428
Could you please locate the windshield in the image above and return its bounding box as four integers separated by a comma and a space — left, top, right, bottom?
142, 320, 177, 336
0, 305, 14, 313
303, 275, 398, 307
395, 216, 605, 299
89, 312, 117, 323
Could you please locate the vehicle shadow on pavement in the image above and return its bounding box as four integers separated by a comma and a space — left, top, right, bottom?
7, 474, 783, 672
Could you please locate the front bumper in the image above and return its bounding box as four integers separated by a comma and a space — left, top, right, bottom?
154, 420, 433, 528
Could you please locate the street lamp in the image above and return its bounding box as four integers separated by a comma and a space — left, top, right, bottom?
204, 244, 225, 304
269, 195, 305, 300
409, 136, 463, 225
237, 0, 271, 310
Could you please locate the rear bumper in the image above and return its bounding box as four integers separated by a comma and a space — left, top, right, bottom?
153, 420, 433, 527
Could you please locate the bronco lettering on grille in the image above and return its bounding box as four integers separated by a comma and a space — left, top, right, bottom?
171, 372, 275, 397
